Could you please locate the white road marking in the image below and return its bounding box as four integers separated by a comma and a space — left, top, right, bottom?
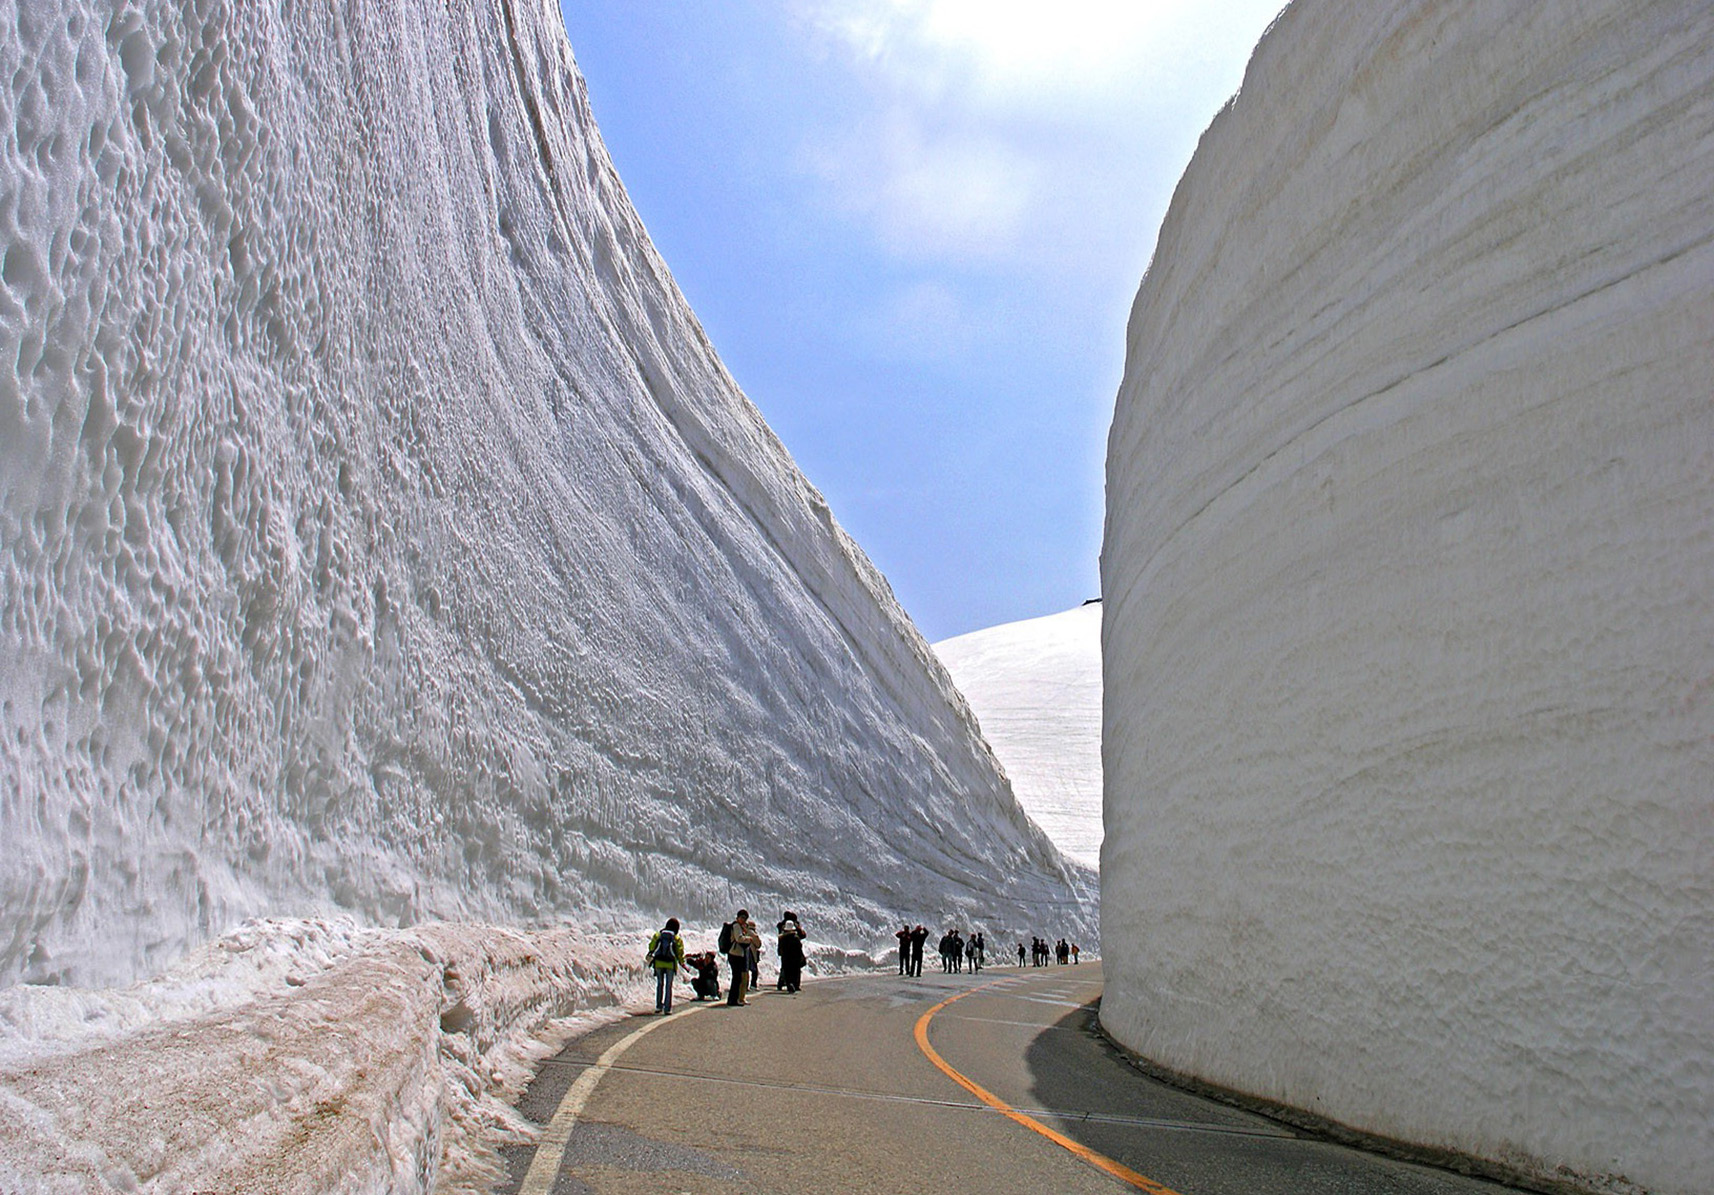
518, 1001, 712, 1194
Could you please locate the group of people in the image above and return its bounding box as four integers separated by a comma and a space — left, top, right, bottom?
645, 912, 1085, 1014
1022, 937, 1079, 966
645, 908, 808, 1014
893, 924, 929, 976
936, 928, 985, 973
893, 924, 1082, 976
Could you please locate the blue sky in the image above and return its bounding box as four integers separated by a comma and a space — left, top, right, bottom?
558, 2, 1285, 641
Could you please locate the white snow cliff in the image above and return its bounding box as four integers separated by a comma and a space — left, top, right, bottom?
0, 0, 1092, 996
1101, 4, 1713, 1194
934, 603, 1103, 869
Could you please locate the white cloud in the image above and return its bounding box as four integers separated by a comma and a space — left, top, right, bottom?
810, 112, 1040, 261
796, 0, 1284, 109
790, 0, 1285, 266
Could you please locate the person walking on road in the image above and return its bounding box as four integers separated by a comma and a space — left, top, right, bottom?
910, 925, 928, 977
776, 912, 807, 993
725, 909, 762, 1006
647, 918, 685, 1014
896, 924, 912, 975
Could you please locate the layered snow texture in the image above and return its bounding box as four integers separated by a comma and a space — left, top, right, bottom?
934, 603, 1102, 868
0, 917, 650, 1194
1101, 3, 1714, 1193
0, 0, 1092, 995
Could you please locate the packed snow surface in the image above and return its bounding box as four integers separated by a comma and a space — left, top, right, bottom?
934, 603, 1102, 868
0, 917, 650, 1194
1100, 4, 1714, 1193
0, 0, 1094, 1185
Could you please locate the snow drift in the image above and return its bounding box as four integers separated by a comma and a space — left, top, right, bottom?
934, 603, 1102, 868
1101, 3, 1714, 1192
0, 0, 1091, 993
0, 918, 648, 1194
1102, 2, 1714, 1190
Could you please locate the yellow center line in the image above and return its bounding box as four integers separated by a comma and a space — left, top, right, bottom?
912, 979, 1187, 1195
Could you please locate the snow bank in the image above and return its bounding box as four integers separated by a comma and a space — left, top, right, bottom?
0, 0, 1091, 1000
1101, 3, 1714, 1192
934, 603, 1103, 868
0, 917, 649, 1194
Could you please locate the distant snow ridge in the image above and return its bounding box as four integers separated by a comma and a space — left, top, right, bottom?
0, 0, 1092, 997
1102, 4, 1714, 1194
934, 603, 1102, 868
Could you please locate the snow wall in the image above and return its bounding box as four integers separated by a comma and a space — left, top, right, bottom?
0, 0, 1093, 992
1100, 3, 1713, 1192
934, 603, 1103, 869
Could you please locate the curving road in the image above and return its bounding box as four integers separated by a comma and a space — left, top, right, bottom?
495, 962, 1523, 1195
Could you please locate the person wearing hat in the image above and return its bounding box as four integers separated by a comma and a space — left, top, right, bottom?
776, 912, 807, 993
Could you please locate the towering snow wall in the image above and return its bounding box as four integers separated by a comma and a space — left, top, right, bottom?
934, 603, 1103, 868
0, 0, 1091, 991
1101, 3, 1713, 1192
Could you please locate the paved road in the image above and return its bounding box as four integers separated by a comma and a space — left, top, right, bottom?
496, 963, 1524, 1195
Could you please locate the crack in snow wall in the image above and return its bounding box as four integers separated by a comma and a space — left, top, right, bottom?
0, 0, 1093, 991
1100, 3, 1714, 1193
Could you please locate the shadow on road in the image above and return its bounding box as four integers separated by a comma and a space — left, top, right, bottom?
1018, 997, 1533, 1195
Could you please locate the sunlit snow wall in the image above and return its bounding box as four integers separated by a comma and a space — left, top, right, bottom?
1100, 3, 1713, 1193
0, 0, 1092, 990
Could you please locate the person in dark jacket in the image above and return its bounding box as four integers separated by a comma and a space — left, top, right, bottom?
686, 950, 722, 1000
909, 925, 928, 977
776, 912, 807, 992
896, 924, 912, 975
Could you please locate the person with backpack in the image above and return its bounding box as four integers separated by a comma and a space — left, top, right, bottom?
646, 917, 686, 1014
723, 909, 762, 1006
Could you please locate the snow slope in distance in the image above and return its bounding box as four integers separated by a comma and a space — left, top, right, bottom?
934, 603, 1103, 869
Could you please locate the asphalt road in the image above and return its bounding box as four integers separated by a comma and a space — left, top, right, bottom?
495, 962, 1526, 1195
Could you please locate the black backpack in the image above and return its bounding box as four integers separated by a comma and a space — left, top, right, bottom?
717, 922, 733, 953
651, 929, 677, 963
